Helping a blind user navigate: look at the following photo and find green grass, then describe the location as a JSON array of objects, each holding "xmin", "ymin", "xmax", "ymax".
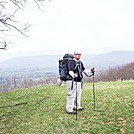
[{"xmin": 0, "ymin": 80, "xmax": 134, "ymax": 134}]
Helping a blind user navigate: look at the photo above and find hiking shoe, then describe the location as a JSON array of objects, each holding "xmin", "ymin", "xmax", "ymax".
[
  {"xmin": 73, "ymin": 107, "xmax": 84, "ymax": 111},
  {"xmin": 67, "ymin": 111, "xmax": 77, "ymax": 114},
  {"xmin": 78, "ymin": 108, "xmax": 84, "ymax": 111}
]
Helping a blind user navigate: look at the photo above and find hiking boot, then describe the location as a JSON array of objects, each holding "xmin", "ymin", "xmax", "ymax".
[{"xmin": 67, "ymin": 111, "xmax": 77, "ymax": 114}]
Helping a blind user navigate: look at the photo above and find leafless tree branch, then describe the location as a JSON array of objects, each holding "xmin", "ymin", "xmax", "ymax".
[
  {"xmin": 0, "ymin": 41, "xmax": 6, "ymax": 49},
  {"xmin": 0, "ymin": 0, "xmax": 48, "ymax": 49}
]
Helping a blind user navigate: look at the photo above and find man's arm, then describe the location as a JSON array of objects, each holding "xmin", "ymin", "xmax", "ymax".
[
  {"xmin": 83, "ymin": 70, "xmax": 89, "ymax": 77},
  {"xmin": 83, "ymin": 68, "xmax": 95, "ymax": 77},
  {"xmin": 69, "ymin": 71, "xmax": 78, "ymax": 78},
  {"xmin": 68, "ymin": 60, "xmax": 78, "ymax": 78}
]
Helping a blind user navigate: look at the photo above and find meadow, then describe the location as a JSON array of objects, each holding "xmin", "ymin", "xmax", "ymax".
[{"xmin": 0, "ymin": 80, "xmax": 134, "ymax": 134}]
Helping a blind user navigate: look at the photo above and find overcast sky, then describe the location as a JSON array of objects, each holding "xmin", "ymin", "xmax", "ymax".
[{"xmin": 0, "ymin": 0, "xmax": 134, "ymax": 61}]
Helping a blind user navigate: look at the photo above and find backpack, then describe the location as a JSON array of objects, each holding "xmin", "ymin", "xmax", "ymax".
[{"xmin": 58, "ymin": 54, "xmax": 74, "ymax": 81}]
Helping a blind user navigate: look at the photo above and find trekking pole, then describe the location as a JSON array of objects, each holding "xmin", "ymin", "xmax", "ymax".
[
  {"xmin": 92, "ymin": 72, "xmax": 96, "ymax": 110},
  {"xmin": 89, "ymin": 68, "xmax": 96, "ymax": 110},
  {"xmin": 75, "ymin": 77, "xmax": 78, "ymax": 120}
]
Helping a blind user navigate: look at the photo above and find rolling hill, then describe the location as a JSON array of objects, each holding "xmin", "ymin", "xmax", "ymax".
[{"xmin": 0, "ymin": 51, "xmax": 134, "ymax": 70}]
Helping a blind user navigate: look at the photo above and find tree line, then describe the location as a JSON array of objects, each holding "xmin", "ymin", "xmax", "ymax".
[
  {"xmin": 84, "ymin": 62, "xmax": 134, "ymax": 82},
  {"xmin": 0, "ymin": 62, "xmax": 134, "ymax": 93},
  {"xmin": 0, "ymin": 76, "xmax": 57, "ymax": 93}
]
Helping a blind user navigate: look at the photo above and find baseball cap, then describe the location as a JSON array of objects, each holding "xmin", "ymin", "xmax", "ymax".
[{"xmin": 74, "ymin": 51, "xmax": 81, "ymax": 55}]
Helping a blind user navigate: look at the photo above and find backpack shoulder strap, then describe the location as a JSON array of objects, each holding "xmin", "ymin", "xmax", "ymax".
[
  {"xmin": 74, "ymin": 60, "xmax": 83, "ymax": 70},
  {"xmin": 73, "ymin": 60, "xmax": 79, "ymax": 70}
]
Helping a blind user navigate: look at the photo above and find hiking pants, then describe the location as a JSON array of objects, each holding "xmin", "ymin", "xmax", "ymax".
[{"xmin": 66, "ymin": 80, "xmax": 82, "ymax": 112}]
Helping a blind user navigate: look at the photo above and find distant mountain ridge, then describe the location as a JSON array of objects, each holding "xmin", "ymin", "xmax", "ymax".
[
  {"xmin": 0, "ymin": 51, "xmax": 134, "ymax": 70},
  {"xmin": 0, "ymin": 55, "xmax": 61, "ymax": 68},
  {"xmin": 82, "ymin": 50, "xmax": 134, "ymax": 69}
]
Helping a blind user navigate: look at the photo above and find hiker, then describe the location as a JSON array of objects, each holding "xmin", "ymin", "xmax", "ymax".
[{"xmin": 66, "ymin": 51, "xmax": 89, "ymax": 114}]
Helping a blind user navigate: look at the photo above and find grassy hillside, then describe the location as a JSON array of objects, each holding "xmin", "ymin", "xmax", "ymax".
[{"xmin": 0, "ymin": 81, "xmax": 134, "ymax": 134}]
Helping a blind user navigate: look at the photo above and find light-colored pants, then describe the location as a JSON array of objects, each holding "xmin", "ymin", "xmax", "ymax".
[{"xmin": 66, "ymin": 80, "xmax": 82, "ymax": 112}]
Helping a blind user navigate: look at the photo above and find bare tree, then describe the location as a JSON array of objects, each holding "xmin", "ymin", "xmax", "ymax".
[
  {"xmin": 0, "ymin": 0, "xmax": 50, "ymax": 49},
  {"xmin": 88, "ymin": 62, "xmax": 134, "ymax": 82}
]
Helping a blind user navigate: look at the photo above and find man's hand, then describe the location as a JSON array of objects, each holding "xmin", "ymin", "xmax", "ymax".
[
  {"xmin": 91, "ymin": 68, "xmax": 95, "ymax": 73},
  {"xmin": 74, "ymin": 73, "xmax": 78, "ymax": 78},
  {"xmin": 84, "ymin": 68, "xmax": 95, "ymax": 77}
]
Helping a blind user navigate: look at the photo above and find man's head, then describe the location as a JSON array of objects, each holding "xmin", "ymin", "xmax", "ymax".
[{"xmin": 74, "ymin": 51, "xmax": 81, "ymax": 60}]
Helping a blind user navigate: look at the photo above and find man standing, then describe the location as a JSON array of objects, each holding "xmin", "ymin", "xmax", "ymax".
[{"xmin": 66, "ymin": 51, "xmax": 89, "ymax": 114}]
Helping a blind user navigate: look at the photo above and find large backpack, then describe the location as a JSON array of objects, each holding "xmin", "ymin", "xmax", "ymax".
[{"xmin": 58, "ymin": 54, "xmax": 74, "ymax": 81}]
